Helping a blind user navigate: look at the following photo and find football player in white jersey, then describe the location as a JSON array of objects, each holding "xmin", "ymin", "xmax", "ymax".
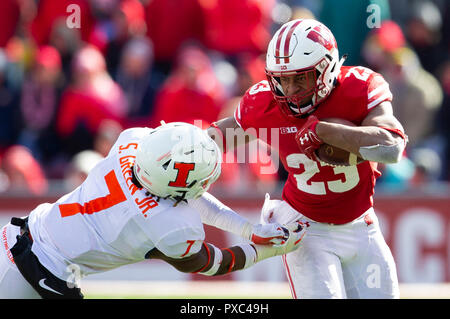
[{"xmin": 0, "ymin": 122, "xmax": 305, "ymax": 299}]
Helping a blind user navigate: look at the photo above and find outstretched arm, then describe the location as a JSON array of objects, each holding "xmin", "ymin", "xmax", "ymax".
[
  {"xmin": 189, "ymin": 192, "xmax": 289, "ymax": 246},
  {"xmin": 146, "ymin": 222, "xmax": 305, "ymax": 276}
]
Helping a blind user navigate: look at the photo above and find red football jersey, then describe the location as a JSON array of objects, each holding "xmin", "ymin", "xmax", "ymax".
[{"xmin": 234, "ymin": 66, "xmax": 393, "ymax": 224}]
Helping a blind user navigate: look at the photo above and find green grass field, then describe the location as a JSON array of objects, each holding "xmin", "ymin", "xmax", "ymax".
[
  {"xmin": 81, "ymin": 281, "xmax": 292, "ymax": 299},
  {"xmin": 80, "ymin": 281, "xmax": 450, "ymax": 299}
]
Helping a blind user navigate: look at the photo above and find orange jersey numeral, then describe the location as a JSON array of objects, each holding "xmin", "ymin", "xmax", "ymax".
[{"xmin": 59, "ymin": 170, "xmax": 127, "ymax": 218}]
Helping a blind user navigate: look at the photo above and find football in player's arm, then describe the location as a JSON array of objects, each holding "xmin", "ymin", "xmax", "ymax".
[{"xmin": 296, "ymin": 101, "xmax": 407, "ymax": 164}]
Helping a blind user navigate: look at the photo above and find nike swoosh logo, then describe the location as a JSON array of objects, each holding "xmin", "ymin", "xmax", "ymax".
[{"xmin": 38, "ymin": 278, "xmax": 63, "ymax": 295}]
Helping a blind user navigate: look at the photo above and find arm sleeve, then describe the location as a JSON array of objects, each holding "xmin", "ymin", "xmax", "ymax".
[
  {"xmin": 188, "ymin": 192, "xmax": 253, "ymax": 240},
  {"xmin": 154, "ymin": 227, "xmax": 205, "ymax": 259},
  {"xmin": 146, "ymin": 241, "xmax": 257, "ymax": 275}
]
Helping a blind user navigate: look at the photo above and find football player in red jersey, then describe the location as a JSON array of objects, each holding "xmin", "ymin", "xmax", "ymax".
[{"xmin": 208, "ymin": 19, "xmax": 407, "ymax": 299}]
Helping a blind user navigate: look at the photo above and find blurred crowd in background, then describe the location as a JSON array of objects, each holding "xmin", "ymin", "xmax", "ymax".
[{"xmin": 0, "ymin": 0, "xmax": 448, "ymax": 196}]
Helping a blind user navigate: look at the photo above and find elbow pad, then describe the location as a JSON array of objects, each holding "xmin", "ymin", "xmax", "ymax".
[
  {"xmin": 359, "ymin": 127, "xmax": 408, "ymax": 164},
  {"xmin": 359, "ymin": 142, "xmax": 404, "ymax": 164}
]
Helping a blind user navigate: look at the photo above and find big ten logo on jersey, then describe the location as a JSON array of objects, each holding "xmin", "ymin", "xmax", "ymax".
[
  {"xmin": 280, "ymin": 126, "xmax": 298, "ymax": 134},
  {"xmin": 118, "ymin": 142, "xmax": 159, "ymax": 218}
]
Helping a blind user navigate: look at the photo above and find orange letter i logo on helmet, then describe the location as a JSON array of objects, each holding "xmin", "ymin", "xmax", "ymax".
[{"xmin": 168, "ymin": 163, "xmax": 196, "ymax": 187}]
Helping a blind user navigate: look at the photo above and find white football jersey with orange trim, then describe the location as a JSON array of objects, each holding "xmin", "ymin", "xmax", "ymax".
[{"xmin": 28, "ymin": 128, "xmax": 205, "ymax": 281}]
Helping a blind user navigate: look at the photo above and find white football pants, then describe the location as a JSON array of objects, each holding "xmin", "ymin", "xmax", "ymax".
[
  {"xmin": 261, "ymin": 196, "xmax": 400, "ymax": 299},
  {"xmin": 0, "ymin": 223, "xmax": 41, "ymax": 299}
]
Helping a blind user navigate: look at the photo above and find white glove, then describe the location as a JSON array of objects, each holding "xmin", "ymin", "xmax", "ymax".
[
  {"xmin": 250, "ymin": 223, "xmax": 289, "ymax": 246},
  {"xmin": 252, "ymin": 221, "xmax": 307, "ymax": 262},
  {"xmin": 260, "ymin": 193, "xmax": 283, "ymax": 224}
]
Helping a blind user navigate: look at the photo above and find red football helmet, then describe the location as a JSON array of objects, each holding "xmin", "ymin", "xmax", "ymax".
[{"xmin": 266, "ymin": 19, "xmax": 346, "ymax": 118}]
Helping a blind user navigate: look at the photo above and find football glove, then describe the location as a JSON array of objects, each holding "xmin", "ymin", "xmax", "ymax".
[
  {"xmin": 250, "ymin": 223, "xmax": 289, "ymax": 247},
  {"xmin": 252, "ymin": 221, "xmax": 306, "ymax": 262},
  {"xmin": 295, "ymin": 115, "xmax": 323, "ymax": 161}
]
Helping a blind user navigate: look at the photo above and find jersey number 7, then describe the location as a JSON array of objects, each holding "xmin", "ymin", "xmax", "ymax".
[{"xmin": 59, "ymin": 170, "xmax": 127, "ymax": 218}]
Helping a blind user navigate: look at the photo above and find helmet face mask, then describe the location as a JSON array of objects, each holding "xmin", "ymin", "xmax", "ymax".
[
  {"xmin": 267, "ymin": 66, "xmax": 321, "ymax": 117},
  {"xmin": 265, "ymin": 19, "xmax": 343, "ymax": 118},
  {"xmin": 133, "ymin": 122, "xmax": 222, "ymax": 201}
]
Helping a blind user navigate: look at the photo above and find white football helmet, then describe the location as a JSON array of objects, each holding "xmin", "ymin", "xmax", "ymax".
[
  {"xmin": 266, "ymin": 19, "xmax": 346, "ymax": 118},
  {"xmin": 133, "ymin": 122, "xmax": 222, "ymax": 201}
]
